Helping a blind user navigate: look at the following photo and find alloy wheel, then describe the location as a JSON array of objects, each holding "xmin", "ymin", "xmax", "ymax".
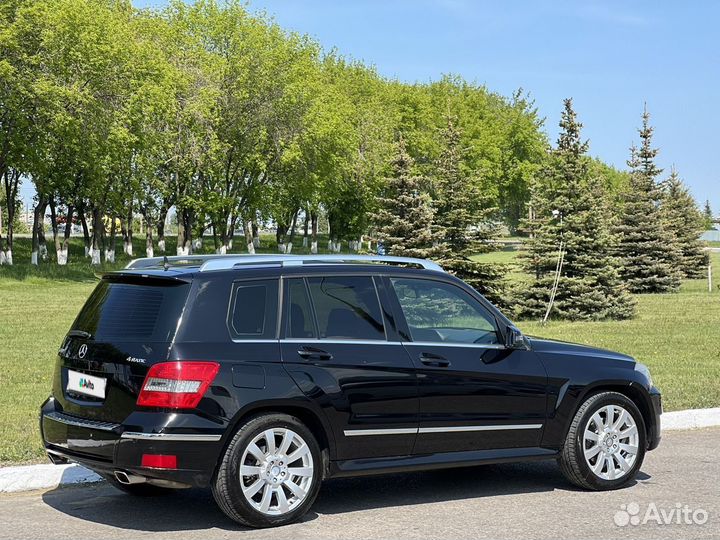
[
  {"xmin": 583, "ymin": 404, "xmax": 639, "ymax": 480},
  {"xmin": 239, "ymin": 428, "xmax": 314, "ymax": 515}
]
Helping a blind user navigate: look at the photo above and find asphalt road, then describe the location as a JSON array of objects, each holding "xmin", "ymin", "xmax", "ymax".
[{"xmin": 1, "ymin": 428, "xmax": 718, "ymax": 540}]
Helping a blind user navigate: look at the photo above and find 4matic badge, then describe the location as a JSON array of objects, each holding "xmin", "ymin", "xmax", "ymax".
[{"xmin": 126, "ymin": 356, "xmax": 146, "ymax": 364}]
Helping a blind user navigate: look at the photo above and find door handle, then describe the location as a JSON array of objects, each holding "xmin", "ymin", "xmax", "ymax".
[
  {"xmin": 419, "ymin": 352, "xmax": 450, "ymax": 367},
  {"xmin": 297, "ymin": 346, "xmax": 333, "ymax": 361}
]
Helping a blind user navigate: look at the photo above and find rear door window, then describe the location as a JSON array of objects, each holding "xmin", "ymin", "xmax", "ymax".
[
  {"xmin": 228, "ymin": 279, "xmax": 279, "ymax": 340},
  {"xmin": 306, "ymin": 276, "xmax": 385, "ymax": 340},
  {"xmin": 286, "ymin": 278, "xmax": 317, "ymax": 338},
  {"xmin": 71, "ymin": 279, "xmax": 190, "ymax": 342}
]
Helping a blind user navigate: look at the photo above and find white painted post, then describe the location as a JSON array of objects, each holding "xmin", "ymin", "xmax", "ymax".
[{"xmin": 709, "ymin": 264, "xmax": 713, "ymax": 293}]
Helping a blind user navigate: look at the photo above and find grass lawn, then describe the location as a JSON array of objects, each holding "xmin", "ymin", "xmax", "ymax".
[{"xmin": 0, "ymin": 237, "xmax": 718, "ymax": 464}]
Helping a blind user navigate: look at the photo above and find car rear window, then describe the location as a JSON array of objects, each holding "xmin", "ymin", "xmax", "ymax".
[
  {"xmin": 228, "ymin": 279, "xmax": 279, "ymax": 339},
  {"xmin": 71, "ymin": 279, "xmax": 190, "ymax": 342}
]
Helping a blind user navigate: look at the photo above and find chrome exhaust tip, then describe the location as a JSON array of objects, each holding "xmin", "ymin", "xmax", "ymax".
[
  {"xmin": 47, "ymin": 452, "xmax": 68, "ymax": 465},
  {"xmin": 114, "ymin": 471, "xmax": 147, "ymax": 485}
]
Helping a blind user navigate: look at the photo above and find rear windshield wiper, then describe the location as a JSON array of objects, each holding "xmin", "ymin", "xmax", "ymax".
[{"xmin": 68, "ymin": 330, "xmax": 93, "ymax": 340}]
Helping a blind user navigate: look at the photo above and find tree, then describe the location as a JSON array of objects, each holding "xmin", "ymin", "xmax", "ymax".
[
  {"xmin": 432, "ymin": 117, "xmax": 505, "ymax": 303},
  {"xmin": 703, "ymin": 199, "xmax": 714, "ymax": 230},
  {"xmin": 375, "ymin": 136, "xmax": 439, "ymax": 258},
  {"xmin": 519, "ymin": 98, "xmax": 634, "ymax": 321},
  {"xmin": 660, "ymin": 168, "xmax": 709, "ymax": 278},
  {"xmin": 616, "ymin": 106, "xmax": 681, "ymax": 293},
  {"xmin": 0, "ymin": 0, "xmax": 39, "ymax": 265}
]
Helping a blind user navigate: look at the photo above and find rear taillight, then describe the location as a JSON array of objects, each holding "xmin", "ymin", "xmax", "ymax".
[{"xmin": 137, "ymin": 362, "xmax": 220, "ymax": 409}]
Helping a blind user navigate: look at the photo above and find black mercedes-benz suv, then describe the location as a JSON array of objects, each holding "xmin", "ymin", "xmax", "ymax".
[{"xmin": 40, "ymin": 254, "xmax": 661, "ymax": 528}]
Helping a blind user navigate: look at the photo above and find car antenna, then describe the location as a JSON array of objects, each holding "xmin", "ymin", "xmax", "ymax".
[{"xmin": 163, "ymin": 255, "xmax": 169, "ymax": 271}]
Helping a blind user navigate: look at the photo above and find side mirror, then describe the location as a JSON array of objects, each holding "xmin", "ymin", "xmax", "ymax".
[{"xmin": 505, "ymin": 325, "xmax": 527, "ymax": 350}]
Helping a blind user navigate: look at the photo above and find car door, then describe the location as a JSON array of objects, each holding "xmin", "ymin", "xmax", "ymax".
[
  {"xmin": 386, "ymin": 275, "xmax": 547, "ymax": 455},
  {"xmin": 280, "ymin": 273, "xmax": 418, "ymax": 461}
]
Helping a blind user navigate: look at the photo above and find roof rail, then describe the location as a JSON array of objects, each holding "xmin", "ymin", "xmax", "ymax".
[
  {"xmin": 125, "ymin": 254, "xmax": 444, "ymax": 273},
  {"xmin": 125, "ymin": 255, "xmax": 224, "ymax": 270},
  {"xmin": 199, "ymin": 254, "xmax": 445, "ymax": 273}
]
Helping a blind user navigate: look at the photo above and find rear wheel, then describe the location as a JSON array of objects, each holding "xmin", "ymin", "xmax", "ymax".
[
  {"xmin": 212, "ymin": 413, "xmax": 322, "ymax": 528},
  {"xmin": 559, "ymin": 391, "xmax": 646, "ymax": 490}
]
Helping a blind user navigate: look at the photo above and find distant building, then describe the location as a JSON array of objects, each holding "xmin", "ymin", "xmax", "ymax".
[{"xmin": 701, "ymin": 230, "xmax": 720, "ymax": 242}]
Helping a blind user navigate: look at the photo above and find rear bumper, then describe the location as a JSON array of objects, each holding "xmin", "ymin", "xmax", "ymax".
[
  {"xmin": 40, "ymin": 397, "xmax": 225, "ymax": 488},
  {"xmin": 647, "ymin": 386, "xmax": 662, "ymax": 451}
]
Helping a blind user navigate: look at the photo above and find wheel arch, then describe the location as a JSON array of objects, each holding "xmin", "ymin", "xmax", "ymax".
[
  {"xmin": 217, "ymin": 400, "xmax": 335, "ymax": 479},
  {"xmin": 571, "ymin": 383, "xmax": 654, "ymax": 446}
]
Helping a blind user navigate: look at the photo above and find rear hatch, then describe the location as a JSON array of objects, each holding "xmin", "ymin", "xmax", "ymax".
[{"xmin": 53, "ymin": 273, "xmax": 192, "ymax": 424}]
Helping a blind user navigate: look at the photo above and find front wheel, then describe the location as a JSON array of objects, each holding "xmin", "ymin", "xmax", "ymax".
[
  {"xmin": 559, "ymin": 391, "xmax": 646, "ymax": 490},
  {"xmin": 212, "ymin": 414, "xmax": 322, "ymax": 528}
]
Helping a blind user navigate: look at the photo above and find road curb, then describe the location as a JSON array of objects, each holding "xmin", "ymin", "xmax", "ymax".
[
  {"xmin": 3, "ymin": 408, "xmax": 719, "ymax": 494},
  {"xmin": 661, "ymin": 406, "xmax": 720, "ymax": 430},
  {"xmin": 0, "ymin": 463, "xmax": 102, "ymax": 494}
]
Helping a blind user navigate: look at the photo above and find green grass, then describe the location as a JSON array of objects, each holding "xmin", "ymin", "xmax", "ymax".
[
  {"xmin": 470, "ymin": 247, "xmax": 529, "ymax": 284},
  {"xmin": 0, "ymin": 278, "xmax": 95, "ymax": 464},
  {"xmin": 0, "ymin": 238, "xmax": 718, "ymax": 463},
  {"xmin": 0, "ymin": 232, "xmax": 337, "ymax": 283},
  {"xmin": 521, "ymin": 291, "xmax": 720, "ymax": 413}
]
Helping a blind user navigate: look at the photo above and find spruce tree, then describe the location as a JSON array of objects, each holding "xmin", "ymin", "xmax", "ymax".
[
  {"xmin": 616, "ymin": 107, "xmax": 681, "ymax": 293},
  {"xmin": 375, "ymin": 135, "xmax": 440, "ymax": 259},
  {"xmin": 433, "ymin": 117, "xmax": 504, "ymax": 303},
  {"xmin": 660, "ymin": 168, "xmax": 709, "ymax": 278},
  {"xmin": 703, "ymin": 199, "xmax": 714, "ymax": 230},
  {"xmin": 519, "ymin": 98, "xmax": 635, "ymax": 321}
]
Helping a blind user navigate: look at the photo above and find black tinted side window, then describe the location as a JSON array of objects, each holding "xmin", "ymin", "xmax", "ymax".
[
  {"xmin": 391, "ymin": 278, "xmax": 499, "ymax": 345},
  {"xmin": 228, "ymin": 279, "xmax": 279, "ymax": 340},
  {"xmin": 307, "ymin": 276, "xmax": 385, "ymax": 340},
  {"xmin": 286, "ymin": 278, "xmax": 316, "ymax": 339}
]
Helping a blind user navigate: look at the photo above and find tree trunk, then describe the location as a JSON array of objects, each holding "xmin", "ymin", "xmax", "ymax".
[
  {"xmin": 0, "ymin": 196, "xmax": 4, "ymax": 265},
  {"xmin": 90, "ymin": 206, "xmax": 102, "ymax": 265},
  {"xmin": 106, "ymin": 216, "xmax": 116, "ymax": 263},
  {"xmin": 302, "ymin": 210, "xmax": 309, "ymax": 248},
  {"xmin": 243, "ymin": 218, "xmax": 255, "ymax": 254},
  {"xmin": 276, "ymin": 220, "xmax": 288, "ymax": 253},
  {"xmin": 176, "ymin": 207, "xmax": 192, "ymax": 255},
  {"xmin": 78, "ymin": 205, "xmax": 91, "ymax": 258},
  {"xmin": 228, "ymin": 215, "xmax": 238, "ymax": 250},
  {"xmin": 39, "ymin": 225, "xmax": 48, "ymax": 260},
  {"xmin": 57, "ymin": 203, "xmax": 73, "ymax": 265},
  {"xmin": 49, "ymin": 197, "xmax": 59, "ymax": 263},
  {"xmin": 252, "ymin": 220, "xmax": 259, "ymax": 248},
  {"xmin": 125, "ymin": 205, "xmax": 134, "ymax": 256},
  {"xmin": 287, "ymin": 209, "xmax": 299, "ymax": 254},
  {"xmin": 1, "ymin": 168, "xmax": 20, "ymax": 264},
  {"xmin": 157, "ymin": 204, "xmax": 169, "ymax": 253},
  {"xmin": 310, "ymin": 211, "xmax": 318, "ymax": 254},
  {"xmin": 31, "ymin": 195, "xmax": 46, "ymax": 265},
  {"xmin": 145, "ymin": 216, "xmax": 154, "ymax": 258}
]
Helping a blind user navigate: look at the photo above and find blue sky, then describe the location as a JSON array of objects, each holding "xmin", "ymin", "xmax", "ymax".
[{"xmin": 24, "ymin": 1, "xmax": 717, "ymax": 211}]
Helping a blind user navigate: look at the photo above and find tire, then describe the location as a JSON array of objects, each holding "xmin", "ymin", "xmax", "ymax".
[
  {"xmin": 212, "ymin": 413, "xmax": 323, "ymax": 528},
  {"xmin": 101, "ymin": 474, "xmax": 176, "ymax": 496},
  {"xmin": 559, "ymin": 391, "xmax": 646, "ymax": 490}
]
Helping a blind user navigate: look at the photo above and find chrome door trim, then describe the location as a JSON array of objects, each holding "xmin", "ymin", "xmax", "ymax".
[
  {"xmin": 404, "ymin": 341, "xmax": 506, "ymax": 350},
  {"xmin": 343, "ymin": 424, "xmax": 543, "ymax": 436},
  {"xmin": 418, "ymin": 424, "xmax": 543, "ymax": 433},
  {"xmin": 343, "ymin": 427, "xmax": 419, "ymax": 437},
  {"xmin": 282, "ymin": 338, "xmax": 403, "ymax": 346},
  {"xmin": 120, "ymin": 432, "xmax": 222, "ymax": 442}
]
